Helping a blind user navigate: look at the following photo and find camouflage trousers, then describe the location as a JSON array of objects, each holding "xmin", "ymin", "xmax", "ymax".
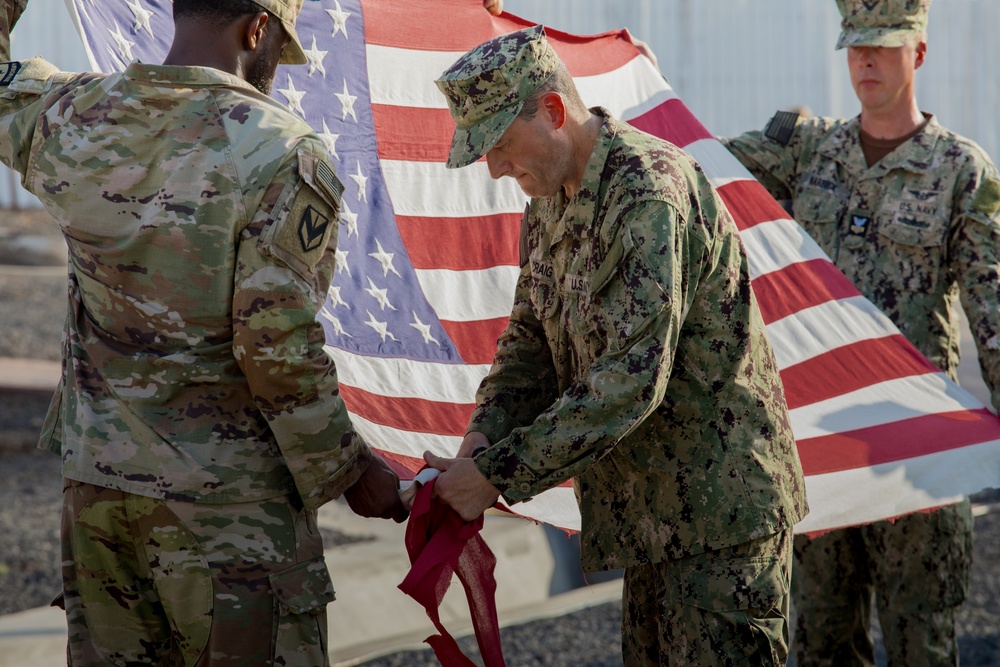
[
  {"xmin": 791, "ymin": 499, "xmax": 973, "ymax": 667},
  {"xmin": 621, "ymin": 529, "xmax": 792, "ymax": 666},
  {"xmin": 58, "ymin": 479, "xmax": 335, "ymax": 667}
]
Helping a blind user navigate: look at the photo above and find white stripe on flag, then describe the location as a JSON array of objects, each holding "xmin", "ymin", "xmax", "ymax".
[
  {"xmin": 740, "ymin": 218, "xmax": 835, "ymax": 280},
  {"xmin": 789, "ymin": 372, "xmax": 986, "ymax": 439},
  {"xmin": 415, "ymin": 266, "xmax": 518, "ymax": 321},
  {"xmin": 766, "ymin": 296, "xmax": 900, "ymax": 369},
  {"xmin": 795, "ymin": 440, "xmax": 1000, "ymax": 533},
  {"xmin": 685, "ymin": 141, "xmax": 757, "ymax": 189},
  {"xmin": 367, "ymin": 43, "xmax": 676, "ymax": 119},
  {"xmin": 381, "ymin": 159, "xmax": 527, "ymax": 218},
  {"xmin": 354, "ymin": 413, "xmax": 462, "ymax": 458}
]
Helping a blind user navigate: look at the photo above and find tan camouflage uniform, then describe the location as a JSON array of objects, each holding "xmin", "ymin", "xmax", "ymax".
[
  {"xmin": 721, "ymin": 2, "xmax": 1000, "ymax": 665},
  {"xmin": 0, "ymin": 2, "xmax": 373, "ymax": 664},
  {"xmin": 437, "ymin": 26, "xmax": 809, "ymax": 665}
]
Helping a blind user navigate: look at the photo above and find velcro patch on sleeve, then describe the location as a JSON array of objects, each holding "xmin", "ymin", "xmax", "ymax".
[
  {"xmin": 259, "ymin": 150, "xmax": 345, "ymax": 280},
  {"xmin": 0, "ymin": 61, "xmax": 21, "ymax": 86},
  {"xmin": 298, "ymin": 149, "xmax": 343, "ymax": 214},
  {"xmin": 273, "ymin": 185, "xmax": 335, "ymax": 277},
  {"xmin": 971, "ymin": 178, "xmax": 1000, "ymax": 218},
  {"xmin": 764, "ymin": 111, "xmax": 800, "ymax": 146}
]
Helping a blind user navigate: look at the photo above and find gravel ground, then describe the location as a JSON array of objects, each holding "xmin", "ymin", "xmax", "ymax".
[{"xmin": 2, "ymin": 207, "xmax": 1000, "ymax": 665}]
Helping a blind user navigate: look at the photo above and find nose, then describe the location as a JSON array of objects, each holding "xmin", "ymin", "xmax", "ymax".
[
  {"xmin": 486, "ymin": 150, "xmax": 508, "ymax": 180},
  {"xmin": 856, "ymin": 47, "xmax": 875, "ymax": 66}
]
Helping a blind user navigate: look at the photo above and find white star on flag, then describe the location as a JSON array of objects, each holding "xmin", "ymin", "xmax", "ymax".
[
  {"xmin": 334, "ymin": 248, "xmax": 350, "ymax": 277},
  {"xmin": 364, "ymin": 310, "xmax": 398, "ymax": 342},
  {"xmin": 410, "ymin": 312, "xmax": 440, "ymax": 346},
  {"xmin": 319, "ymin": 308, "xmax": 351, "ymax": 338},
  {"xmin": 327, "ymin": 285, "xmax": 349, "ymax": 310},
  {"xmin": 277, "ymin": 75, "xmax": 306, "ymax": 117},
  {"xmin": 318, "ymin": 119, "xmax": 340, "ymax": 160},
  {"xmin": 350, "ymin": 162, "xmax": 368, "ymax": 202},
  {"xmin": 340, "ymin": 202, "xmax": 359, "ymax": 238},
  {"xmin": 125, "ymin": 0, "xmax": 153, "ymax": 36},
  {"xmin": 335, "ymin": 80, "xmax": 357, "ymax": 122},
  {"xmin": 326, "ymin": 1, "xmax": 351, "ymax": 39},
  {"xmin": 368, "ymin": 239, "xmax": 401, "ymax": 278},
  {"xmin": 304, "ymin": 34, "xmax": 328, "ymax": 77},
  {"xmin": 108, "ymin": 23, "xmax": 134, "ymax": 63},
  {"xmin": 365, "ymin": 277, "xmax": 396, "ymax": 311}
]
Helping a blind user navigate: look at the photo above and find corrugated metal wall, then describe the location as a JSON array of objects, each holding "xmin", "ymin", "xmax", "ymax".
[
  {"xmin": 2, "ymin": 0, "xmax": 998, "ymax": 207},
  {"xmin": 506, "ymin": 0, "xmax": 999, "ymax": 154}
]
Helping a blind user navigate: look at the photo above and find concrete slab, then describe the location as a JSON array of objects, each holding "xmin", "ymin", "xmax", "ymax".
[{"xmin": 0, "ymin": 357, "xmax": 60, "ymax": 396}]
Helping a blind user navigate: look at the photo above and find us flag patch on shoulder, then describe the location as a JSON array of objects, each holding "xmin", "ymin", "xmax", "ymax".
[
  {"xmin": 0, "ymin": 61, "xmax": 22, "ymax": 87},
  {"xmin": 764, "ymin": 110, "xmax": 800, "ymax": 146}
]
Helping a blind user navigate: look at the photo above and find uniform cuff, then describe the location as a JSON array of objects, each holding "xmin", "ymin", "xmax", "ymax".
[
  {"xmin": 474, "ymin": 438, "xmax": 540, "ymax": 504},
  {"xmin": 466, "ymin": 406, "xmax": 518, "ymax": 445}
]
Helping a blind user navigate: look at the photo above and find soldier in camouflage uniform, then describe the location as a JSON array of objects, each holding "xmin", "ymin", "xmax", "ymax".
[
  {"xmin": 422, "ymin": 26, "xmax": 809, "ymax": 665},
  {"xmin": 721, "ymin": 1, "xmax": 1000, "ymax": 665},
  {"xmin": 0, "ymin": 1, "xmax": 409, "ymax": 665}
]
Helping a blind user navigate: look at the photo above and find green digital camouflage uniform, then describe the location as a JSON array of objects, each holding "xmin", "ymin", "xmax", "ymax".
[
  {"xmin": 721, "ymin": 4, "xmax": 1000, "ymax": 665},
  {"xmin": 0, "ymin": 2, "xmax": 374, "ymax": 665},
  {"xmin": 437, "ymin": 27, "xmax": 809, "ymax": 665}
]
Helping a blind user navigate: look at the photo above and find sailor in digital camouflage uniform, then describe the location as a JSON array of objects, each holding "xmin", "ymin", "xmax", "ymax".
[
  {"xmin": 420, "ymin": 26, "xmax": 809, "ymax": 665},
  {"xmin": 721, "ymin": 1, "xmax": 1000, "ymax": 665},
  {"xmin": 0, "ymin": 1, "xmax": 410, "ymax": 665}
]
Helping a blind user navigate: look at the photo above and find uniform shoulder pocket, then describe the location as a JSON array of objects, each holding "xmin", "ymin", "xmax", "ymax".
[{"xmin": 259, "ymin": 150, "xmax": 343, "ymax": 279}]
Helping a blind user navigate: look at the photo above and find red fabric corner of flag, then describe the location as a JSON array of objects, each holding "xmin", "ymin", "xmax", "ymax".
[{"xmin": 399, "ymin": 477, "xmax": 506, "ymax": 667}]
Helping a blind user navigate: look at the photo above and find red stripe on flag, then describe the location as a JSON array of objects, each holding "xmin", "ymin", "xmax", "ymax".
[
  {"xmin": 797, "ymin": 408, "xmax": 1000, "ymax": 475},
  {"xmin": 372, "ymin": 104, "xmax": 453, "ymax": 163},
  {"xmin": 627, "ymin": 98, "xmax": 712, "ymax": 149},
  {"xmin": 752, "ymin": 259, "xmax": 860, "ymax": 325},
  {"xmin": 440, "ymin": 317, "xmax": 509, "ymax": 365},
  {"xmin": 398, "ymin": 213, "xmax": 521, "ymax": 271},
  {"xmin": 780, "ymin": 335, "xmax": 941, "ymax": 410},
  {"xmin": 716, "ymin": 179, "xmax": 791, "ymax": 232},
  {"xmin": 341, "ymin": 385, "xmax": 474, "ymax": 436},
  {"xmin": 363, "ymin": 1, "xmax": 642, "ymax": 77}
]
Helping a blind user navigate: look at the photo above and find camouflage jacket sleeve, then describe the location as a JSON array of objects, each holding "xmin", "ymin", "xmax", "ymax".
[
  {"xmin": 233, "ymin": 144, "xmax": 373, "ymax": 511},
  {"xmin": 720, "ymin": 112, "xmax": 831, "ymax": 201},
  {"xmin": 0, "ymin": 56, "xmax": 81, "ymax": 177},
  {"xmin": 465, "ymin": 263, "xmax": 562, "ymax": 444},
  {"xmin": 473, "ymin": 199, "xmax": 686, "ymax": 503},
  {"xmin": 950, "ymin": 159, "xmax": 1000, "ymax": 410}
]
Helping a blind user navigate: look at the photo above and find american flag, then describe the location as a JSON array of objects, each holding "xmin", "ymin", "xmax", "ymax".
[{"xmin": 68, "ymin": 0, "xmax": 1000, "ymax": 534}]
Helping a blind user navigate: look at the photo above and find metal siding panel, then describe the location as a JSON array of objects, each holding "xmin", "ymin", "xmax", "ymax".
[
  {"xmin": 3, "ymin": 1, "xmax": 998, "ymax": 208},
  {"xmin": 505, "ymin": 0, "xmax": 998, "ymax": 162}
]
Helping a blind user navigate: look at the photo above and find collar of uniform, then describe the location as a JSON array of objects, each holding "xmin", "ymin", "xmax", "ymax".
[
  {"xmin": 863, "ymin": 112, "xmax": 940, "ymax": 177},
  {"xmin": 816, "ymin": 116, "xmax": 869, "ymax": 177},
  {"xmin": 547, "ymin": 107, "xmax": 617, "ymax": 251},
  {"xmin": 123, "ymin": 62, "xmax": 258, "ymax": 93},
  {"xmin": 817, "ymin": 112, "xmax": 941, "ymax": 179}
]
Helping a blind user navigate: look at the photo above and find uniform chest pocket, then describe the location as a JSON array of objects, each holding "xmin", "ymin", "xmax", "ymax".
[
  {"xmin": 564, "ymin": 291, "xmax": 597, "ymax": 337},
  {"xmin": 879, "ymin": 189, "xmax": 950, "ymax": 248},
  {"xmin": 792, "ymin": 186, "xmax": 847, "ymax": 254},
  {"xmin": 529, "ymin": 275, "xmax": 561, "ymax": 323}
]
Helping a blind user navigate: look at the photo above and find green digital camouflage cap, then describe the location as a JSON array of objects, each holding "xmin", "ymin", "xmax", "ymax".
[
  {"xmin": 835, "ymin": 0, "xmax": 931, "ymax": 49},
  {"xmin": 435, "ymin": 25, "xmax": 561, "ymax": 169},
  {"xmin": 254, "ymin": 0, "xmax": 307, "ymax": 65}
]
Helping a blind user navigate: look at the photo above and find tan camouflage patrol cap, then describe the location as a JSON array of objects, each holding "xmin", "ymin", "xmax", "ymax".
[
  {"xmin": 835, "ymin": 0, "xmax": 931, "ymax": 50},
  {"xmin": 253, "ymin": 0, "xmax": 307, "ymax": 65},
  {"xmin": 435, "ymin": 25, "xmax": 561, "ymax": 169}
]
